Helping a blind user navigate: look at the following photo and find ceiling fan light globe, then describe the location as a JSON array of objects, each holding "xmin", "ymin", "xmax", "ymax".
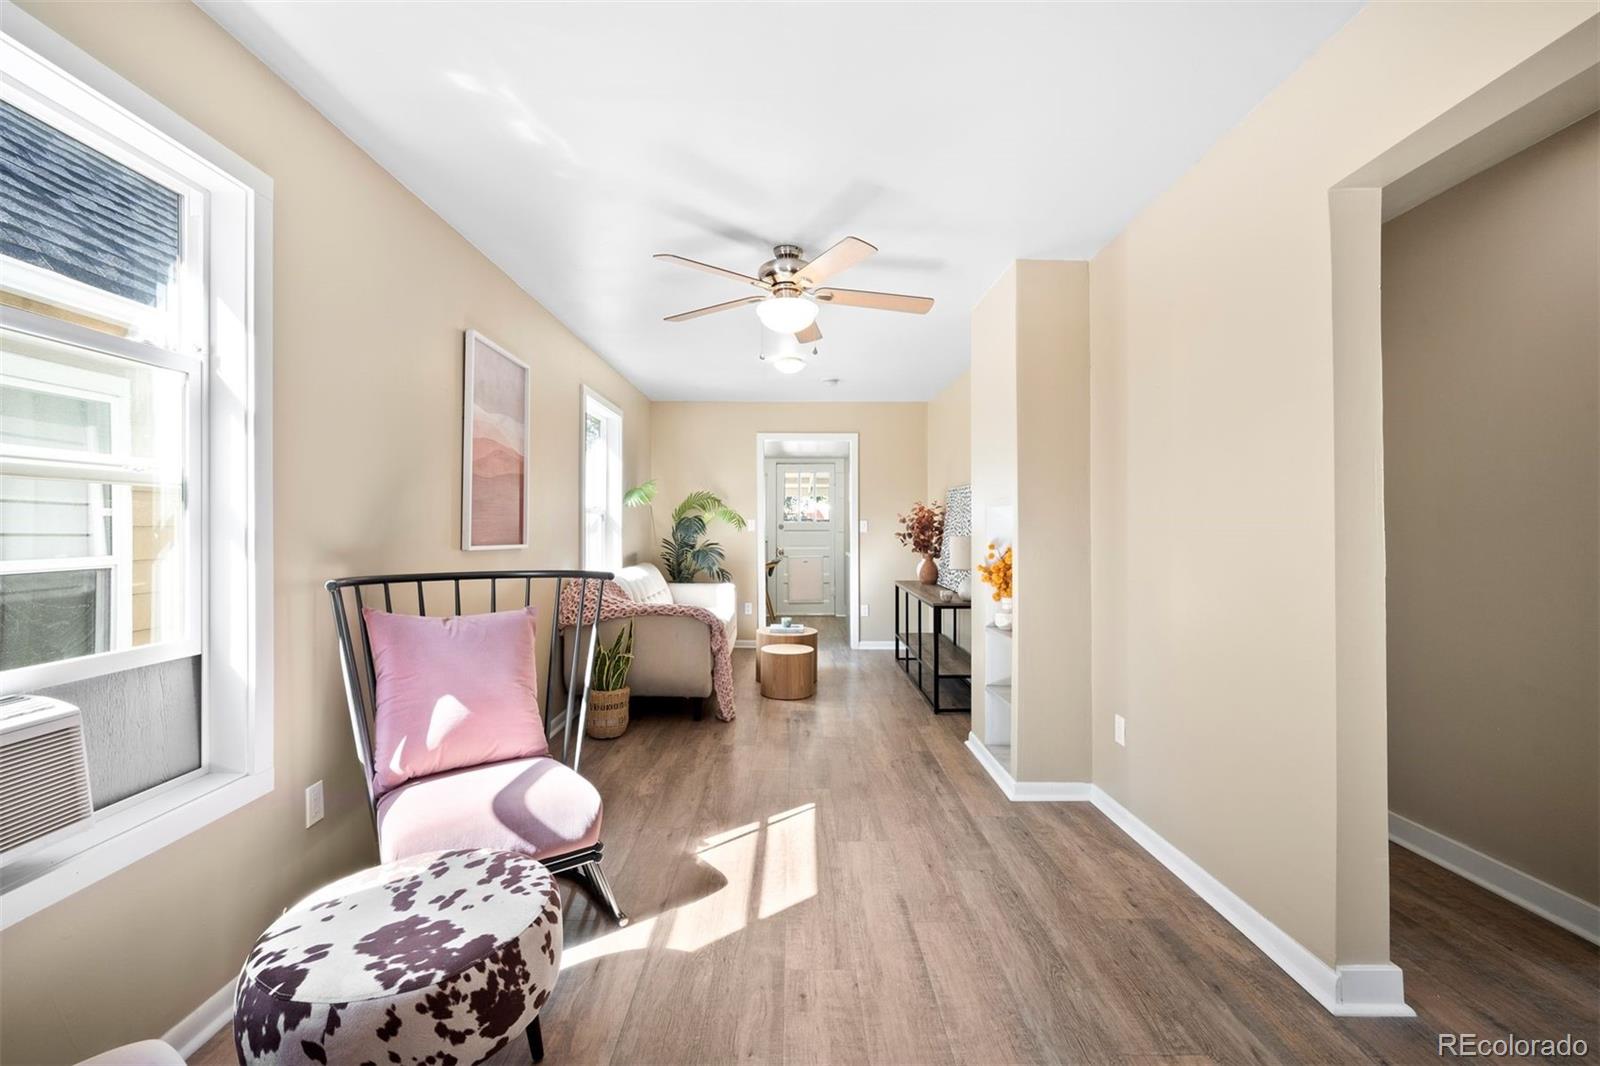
[
  {"xmin": 771, "ymin": 353, "xmax": 807, "ymax": 375},
  {"xmin": 755, "ymin": 293, "xmax": 819, "ymax": 333}
]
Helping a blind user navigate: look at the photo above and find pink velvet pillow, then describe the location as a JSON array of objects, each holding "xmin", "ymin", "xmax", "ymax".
[{"xmin": 364, "ymin": 607, "xmax": 548, "ymax": 796}]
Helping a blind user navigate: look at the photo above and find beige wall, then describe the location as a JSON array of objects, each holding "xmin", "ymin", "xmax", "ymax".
[
  {"xmin": 1013, "ymin": 262, "xmax": 1092, "ymax": 783},
  {"xmin": 1089, "ymin": 1, "xmax": 1597, "ymax": 967},
  {"xmin": 925, "ymin": 371, "xmax": 970, "ymax": 501},
  {"xmin": 1383, "ymin": 114, "xmax": 1599, "ymax": 905},
  {"xmin": 648, "ymin": 402, "xmax": 928, "ymax": 644},
  {"xmin": 0, "ymin": 3, "xmax": 651, "ymax": 1063}
]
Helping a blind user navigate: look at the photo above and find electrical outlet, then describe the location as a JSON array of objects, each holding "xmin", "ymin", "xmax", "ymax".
[
  {"xmin": 305, "ymin": 780, "xmax": 325, "ymax": 828},
  {"xmin": 859, "ymin": 602, "xmax": 869, "ymax": 617},
  {"xmin": 743, "ymin": 602, "xmax": 753, "ymax": 616},
  {"xmin": 1114, "ymin": 715, "xmax": 1126, "ymax": 747}
]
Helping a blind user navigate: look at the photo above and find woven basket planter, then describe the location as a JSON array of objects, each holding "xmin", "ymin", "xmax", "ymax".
[{"xmin": 586, "ymin": 686, "xmax": 630, "ymax": 739}]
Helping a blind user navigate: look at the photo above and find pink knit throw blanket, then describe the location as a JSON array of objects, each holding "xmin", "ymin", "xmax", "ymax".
[{"xmin": 557, "ymin": 579, "xmax": 735, "ymax": 721}]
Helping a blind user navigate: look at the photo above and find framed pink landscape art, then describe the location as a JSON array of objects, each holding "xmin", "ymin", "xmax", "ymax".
[{"xmin": 461, "ymin": 330, "xmax": 530, "ymax": 550}]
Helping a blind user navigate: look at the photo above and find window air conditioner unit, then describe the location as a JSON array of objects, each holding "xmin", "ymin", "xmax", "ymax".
[{"xmin": 0, "ymin": 694, "xmax": 95, "ymax": 858}]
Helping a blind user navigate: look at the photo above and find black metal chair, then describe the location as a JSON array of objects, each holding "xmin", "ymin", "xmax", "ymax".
[{"xmin": 325, "ymin": 569, "xmax": 628, "ymax": 926}]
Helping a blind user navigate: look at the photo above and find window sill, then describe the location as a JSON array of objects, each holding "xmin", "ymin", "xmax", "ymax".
[{"xmin": 0, "ymin": 766, "xmax": 273, "ymax": 930}]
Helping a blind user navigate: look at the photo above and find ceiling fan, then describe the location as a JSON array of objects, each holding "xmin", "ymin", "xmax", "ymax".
[{"xmin": 653, "ymin": 236, "xmax": 935, "ymax": 350}]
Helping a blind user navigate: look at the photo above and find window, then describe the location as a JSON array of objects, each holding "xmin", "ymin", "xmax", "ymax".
[
  {"xmin": 581, "ymin": 388, "xmax": 623, "ymax": 571},
  {"xmin": 1, "ymin": 330, "xmax": 190, "ymax": 671},
  {"xmin": 781, "ymin": 468, "xmax": 832, "ymax": 524},
  {"xmin": 0, "ymin": 12, "xmax": 272, "ymax": 926}
]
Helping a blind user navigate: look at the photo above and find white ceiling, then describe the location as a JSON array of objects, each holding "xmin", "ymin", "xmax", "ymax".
[{"xmin": 199, "ymin": 1, "xmax": 1360, "ymax": 402}]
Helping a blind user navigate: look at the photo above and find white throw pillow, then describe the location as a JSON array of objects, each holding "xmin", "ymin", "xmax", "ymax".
[{"xmin": 613, "ymin": 563, "xmax": 673, "ymax": 605}]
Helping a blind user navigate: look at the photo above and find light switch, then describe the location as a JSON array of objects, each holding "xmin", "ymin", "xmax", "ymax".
[
  {"xmin": 1114, "ymin": 715, "xmax": 1127, "ymax": 747},
  {"xmin": 859, "ymin": 519, "xmax": 868, "ymax": 534}
]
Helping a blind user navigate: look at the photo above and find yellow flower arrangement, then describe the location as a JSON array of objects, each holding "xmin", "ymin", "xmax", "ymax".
[{"xmin": 976, "ymin": 541, "xmax": 1013, "ymax": 601}]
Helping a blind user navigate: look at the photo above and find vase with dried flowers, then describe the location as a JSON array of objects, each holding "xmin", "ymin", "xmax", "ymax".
[
  {"xmin": 977, "ymin": 541, "xmax": 1014, "ymax": 629},
  {"xmin": 895, "ymin": 500, "xmax": 945, "ymax": 584}
]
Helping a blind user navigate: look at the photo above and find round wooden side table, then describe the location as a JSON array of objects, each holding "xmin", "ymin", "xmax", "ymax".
[
  {"xmin": 755, "ymin": 624, "xmax": 818, "ymax": 682},
  {"xmin": 759, "ymin": 645, "xmax": 817, "ymax": 700}
]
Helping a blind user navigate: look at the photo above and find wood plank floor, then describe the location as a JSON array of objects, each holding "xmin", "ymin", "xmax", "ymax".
[{"xmin": 199, "ymin": 622, "xmax": 1598, "ymax": 1064}]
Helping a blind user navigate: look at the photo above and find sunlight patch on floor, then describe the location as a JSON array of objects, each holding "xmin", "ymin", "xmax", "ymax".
[
  {"xmin": 667, "ymin": 814, "xmax": 763, "ymax": 952},
  {"xmin": 561, "ymin": 803, "xmax": 820, "ymax": 967},
  {"xmin": 757, "ymin": 803, "xmax": 818, "ymax": 920},
  {"xmin": 559, "ymin": 915, "xmax": 658, "ymax": 971}
]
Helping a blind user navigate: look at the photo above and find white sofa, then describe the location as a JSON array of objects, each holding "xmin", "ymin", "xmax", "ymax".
[{"xmin": 563, "ymin": 563, "xmax": 736, "ymax": 700}]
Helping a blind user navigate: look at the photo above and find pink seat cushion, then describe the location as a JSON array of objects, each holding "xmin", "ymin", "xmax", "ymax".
[
  {"xmin": 364, "ymin": 607, "xmax": 549, "ymax": 796},
  {"xmin": 375, "ymin": 756, "xmax": 603, "ymax": 864}
]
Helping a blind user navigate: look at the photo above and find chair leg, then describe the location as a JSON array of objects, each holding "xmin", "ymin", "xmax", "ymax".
[
  {"xmin": 581, "ymin": 860, "xmax": 629, "ymax": 926},
  {"xmin": 526, "ymin": 1016, "xmax": 544, "ymax": 1064}
]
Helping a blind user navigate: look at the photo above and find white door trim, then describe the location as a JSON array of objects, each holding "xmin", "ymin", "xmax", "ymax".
[{"xmin": 754, "ymin": 433, "xmax": 860, "ymax": 649}]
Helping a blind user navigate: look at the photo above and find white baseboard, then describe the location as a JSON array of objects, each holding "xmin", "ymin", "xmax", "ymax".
[
  {"xmin": 1090, "ymin": 786, "xmax": 1414, "ymax": 1018},
  {"xmin": 964, "ymin": 734, "xmax": 1092, "ymax": 802},
  {"xmin": 1333, "ymin": 963, "xmax": 1411, "ymax": 1016},
  {"xmin": 734, "ymin": 639, "xmax": 757, "ymax": 649},
  {"xmin": 1389, "ymin": 812, "xmax": 1600, "ymax": 945},
  {"xmin": 163, "ymin": 979, "xmax": 233, "ymax": 1057},
  {"xmin": 856, "ymin": 640, "xmax": 897, "ymax": 651}
]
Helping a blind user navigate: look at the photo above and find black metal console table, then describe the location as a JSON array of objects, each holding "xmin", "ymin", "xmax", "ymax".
[{"xmin": 893, "ymin": 580, "xmax": 971, "ymax": 713}]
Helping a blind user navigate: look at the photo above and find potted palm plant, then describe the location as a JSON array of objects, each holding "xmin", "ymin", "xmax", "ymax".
[
  {"xmin": 625, "ymin": 479, "xmax": 748, "ymax": 582},
  {"xmin": 586, "ymin": 622, "xmax": 634, "ymax": 739}
]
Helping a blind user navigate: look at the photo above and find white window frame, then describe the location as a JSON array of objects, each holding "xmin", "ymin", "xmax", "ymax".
[
  {"xmin": 580, "ymin": 386, "xmax": 624, "ymax": 572},
  {"xmin": 0, "ymin": 3, "xmax": 274, "ymax": 930}
]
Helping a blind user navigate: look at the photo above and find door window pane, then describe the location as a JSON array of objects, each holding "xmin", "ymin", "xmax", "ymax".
[{"xmin": 782, "ymin": 469, "xmax": 832, "ymax": 524}]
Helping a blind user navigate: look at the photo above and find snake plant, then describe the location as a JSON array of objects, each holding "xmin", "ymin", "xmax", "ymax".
[{"xmin": 593, "ymin": 622, "xmax": 634, "ymax": 692}]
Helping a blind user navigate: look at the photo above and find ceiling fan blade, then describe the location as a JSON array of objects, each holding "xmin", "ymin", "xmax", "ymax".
[
  {"xmin": 796, "ymin": 236, "xmax": 876, "ymax": 288},
  {"xmin": 813, "ymin": 287, "xmax": 934, "ymax": 314},
  {"xmin": 653, "ymin": 253, "xmax": 768, "ymax": 289},
  {"xmin": 794, "ymin": 322, "xmax": 822, "ymax": 344},
  {"xmin": 663, "ymin": 294, "xmax": 765, "ymax": 322}
]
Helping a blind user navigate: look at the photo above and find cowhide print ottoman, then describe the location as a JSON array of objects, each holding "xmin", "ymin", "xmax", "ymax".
[{"xmin": 233, "ymin": 848, "xmax": 561, "ymax": 1066}]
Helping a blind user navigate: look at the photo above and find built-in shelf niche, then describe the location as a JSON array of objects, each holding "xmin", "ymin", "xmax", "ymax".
[{"xmin": 980, "ymin": 505, "xmax": 1014, "ymax": 757}]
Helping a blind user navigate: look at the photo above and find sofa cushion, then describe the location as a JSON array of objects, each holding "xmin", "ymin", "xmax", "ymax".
[
  {"xmin": 375, "ymin": 756, "xmax": 602, "ymax": 863},
  {"xmin": 667, "ymin": 581, "xmax": 738, "ymax": 644},
  {"xmin": 612, "ymin": 563, "xmax": 673, "ymax": 605},
  {"xmin": 365, "ymin": 607, "xmax": 548, "ymax": 797}
]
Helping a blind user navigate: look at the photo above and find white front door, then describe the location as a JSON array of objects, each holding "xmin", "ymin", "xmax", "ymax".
[{"xmin": 769, "ymin": 460, "xmax": 838, "ymax": 617}]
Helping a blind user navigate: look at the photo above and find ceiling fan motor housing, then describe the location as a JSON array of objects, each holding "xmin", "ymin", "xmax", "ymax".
[{"xmin": 759, "ymin": 244, "xmax": 808, "ymax": 287}]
